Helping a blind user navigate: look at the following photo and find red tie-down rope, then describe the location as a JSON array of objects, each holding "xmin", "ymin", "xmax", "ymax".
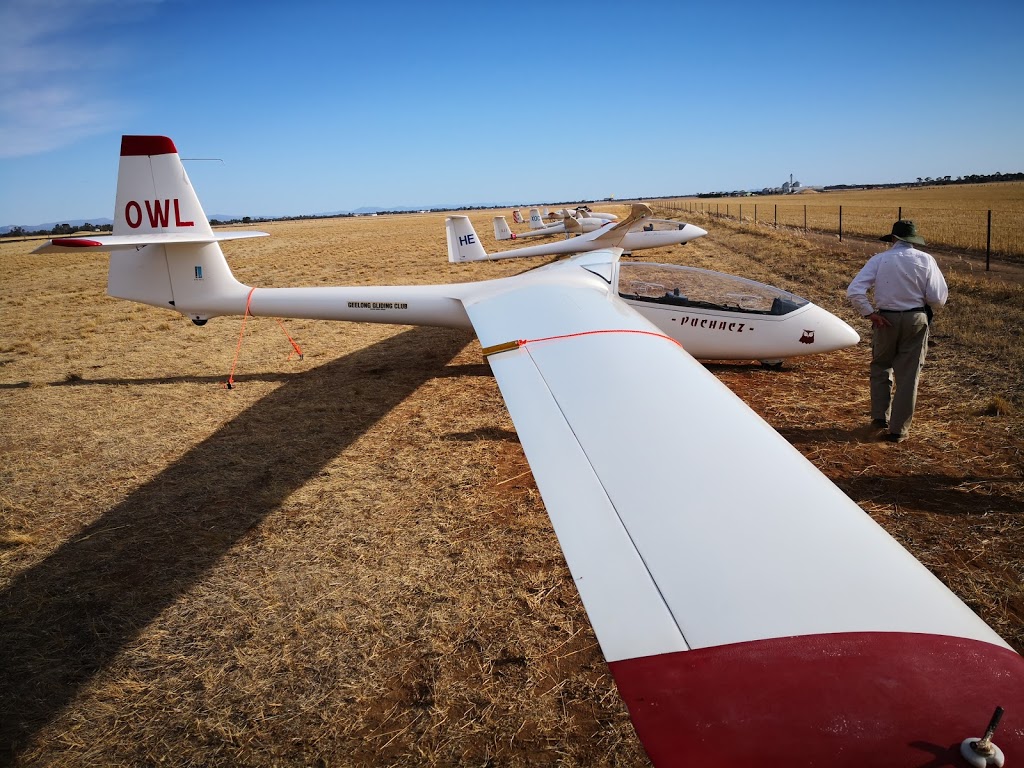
[
  {"xmin": 224, "ymin": 287, "xmax": 304, "ymax": 389},
  {"xmin": 481, "ymin": 328, "xmax": 681, "ymax": 357}
]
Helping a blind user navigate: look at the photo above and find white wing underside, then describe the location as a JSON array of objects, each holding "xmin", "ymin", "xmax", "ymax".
[
  {"xmin": 33, "ymin": 231, "xmax": 268, "ymax": 254},
  {"xmin": 463, "ymin": 263, "xmax": 1006, "ymax": 664}
]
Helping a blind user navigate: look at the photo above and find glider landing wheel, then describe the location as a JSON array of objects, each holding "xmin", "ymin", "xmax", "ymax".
[
  {"xmin": 961, "ymin": 738, "xmax": 1005, "ymax": 767},
  {"xmin": 760, "ymin": 359, "xmax": 785, "ymax": 371}
]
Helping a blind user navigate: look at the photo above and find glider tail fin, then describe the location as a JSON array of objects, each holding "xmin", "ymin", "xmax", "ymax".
[
  {"xmin": 512, "ymin": 209, "xmax": 524, "ymax": 225},
  {"xmin": 563, "ymin": 215, "xmax": 583, "ymax": 235},
  {"xmin": 445, "ymin": 216, "xmax": 488, "ymax": 263},
  {"xmin": 108, "ymin": 135, "xmax": 249, "ymax": 322},
  {"xmin": 114, "ymin": 136, "xmax": 214, "ymax": 237},
  {"xmin": 528, "ymin": 208, "xmax": 545, "ymax": 229},
  {"xmin": 493, "ymin": 216, "xmax": 516, "ymax": 241}
]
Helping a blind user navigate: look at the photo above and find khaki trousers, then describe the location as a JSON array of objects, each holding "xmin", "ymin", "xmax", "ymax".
[{"xmin": 870, "ymin": 311, "xmax": 930, "ymax": 437}]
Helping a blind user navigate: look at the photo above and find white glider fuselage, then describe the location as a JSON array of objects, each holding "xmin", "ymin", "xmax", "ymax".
[
  {"xmin": 237, "ymin": 258, "xmax": 857, "ymax": 361},
  {"xmin": 133, "ymin": 250, "xmax": 857, "ymax": 362},
  {"xmin": 627, "ymin": 299, "xmax": 852, "ymax": 360},
  {"xmin": 616, "ymin": 261, "xmax": 860, "ymax": 359},
  {"xmin": 450, "ymin": 214, "xmax": 708, "ymax": 263}
]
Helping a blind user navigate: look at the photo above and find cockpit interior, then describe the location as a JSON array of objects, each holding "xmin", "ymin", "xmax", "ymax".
[{"xmin": 618, "ymin": 262, "xmax": 808, "ymax": 316}]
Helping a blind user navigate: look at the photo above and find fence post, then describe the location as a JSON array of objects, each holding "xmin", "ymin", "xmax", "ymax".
[
  {"xmin": 739, "ymin": 204, "xmax": 743, "ymax": 223},
  {"xmin": 839, "ymin": 205, "xmax": 843, "ymax": 242},
  {"xmin": 804, "ymin": 205, "xmax": 807, "ymax": 232},
  {"xmin": 754, "ymin": 203, "xmax": 757, "ymax": 225},
  {"xmin": 986, "ymin": 210, "xmax": 992, "ymax": 271},
  {"xmin": 774, "ymin": 204, "xmax": 777, "ymax": 228},
  {"xmin": 898, "ymin": 206, "xmax": 902, "ymax": 221}
]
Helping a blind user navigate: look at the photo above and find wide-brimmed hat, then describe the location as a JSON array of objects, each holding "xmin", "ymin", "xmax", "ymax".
[{"xmin": 880, "ymin": 219, "xmax": 926, "ymax": 245}]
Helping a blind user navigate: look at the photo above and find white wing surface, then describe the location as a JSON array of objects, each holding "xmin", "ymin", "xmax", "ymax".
[
  {"xmin": 463, "ymin": 250, "xmax": 1023, "ymax": 763},
  {"xmin": 465, "ymin": 253, "xmax": 1004, "ymax": 658}
]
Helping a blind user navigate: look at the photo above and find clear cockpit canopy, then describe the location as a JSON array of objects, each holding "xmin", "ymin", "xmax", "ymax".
[
  {"xmin": 617, "ymin": 262, "xmax": 809, "ymax": 316},
  {"xmin": 627, "ymin": 218, "xmax": 694, "ymax": 233}
]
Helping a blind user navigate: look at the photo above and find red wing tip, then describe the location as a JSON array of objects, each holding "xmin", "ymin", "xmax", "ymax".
[
  {"xmin": 51, "ymin": 238, "xmax": 103, "ymax": 247},
  {"xmin": 609, "ymin": 633, "xmax": 1024, "ymax": 767},
  {"xmin": 120, "ymin": 135, "xmax": 177, "ymax": 157}
]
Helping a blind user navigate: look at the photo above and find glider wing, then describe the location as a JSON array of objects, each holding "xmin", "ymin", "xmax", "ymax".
[
  {"xmin": 584, "ymin": 202, "xmax": 653, "ymax": 246},
  {"xmin": 33, "ymin": 231, "xmax": 268, "ymax": 254},
  {"xmin": 462, "ymin": 250, "xmax": 1023, "ymax": 764}
]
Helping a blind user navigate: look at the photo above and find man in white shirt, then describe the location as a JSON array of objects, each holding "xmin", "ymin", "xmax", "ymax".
[{"xmin": 847, "ymin": 220, "xmax": 949, "ymax": 442}]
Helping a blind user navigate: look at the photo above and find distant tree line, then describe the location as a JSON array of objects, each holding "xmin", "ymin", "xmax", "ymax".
[
  {"xmin": 2, "ymin": 222, "xmax": 114, "ymax": 239},
  {"xmin": 916, "ymin": 171, "xmax": 1024, "ymax": 185},
  {"xmin": 826, "ymin": 171, "xmax": 1024, "ymax": 192}
]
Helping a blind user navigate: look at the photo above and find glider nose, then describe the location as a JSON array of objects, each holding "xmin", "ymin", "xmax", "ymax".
[{"xmin": 678, "ymin": 223, "xmax": 708, "ymax": 243}]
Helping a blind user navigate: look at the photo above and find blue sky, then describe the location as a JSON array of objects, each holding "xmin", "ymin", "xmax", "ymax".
[{"xmin": 2, "ymin": 0, "xmax": 1022, "ymax": 225}]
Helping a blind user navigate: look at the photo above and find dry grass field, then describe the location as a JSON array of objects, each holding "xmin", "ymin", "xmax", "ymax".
[
  {"xmin": 1, "ymin": 207, "xmax": 1022, "ymax": 766},
  {"xmin": 661, "ymin": 181, "xmax": 1024, "ymax": 257}
]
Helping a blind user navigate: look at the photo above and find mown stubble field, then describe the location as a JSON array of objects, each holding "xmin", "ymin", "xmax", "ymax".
[
  {"xmin": 1, "ymin": 207, "xmax": 1022, "ymax": 766},
  {"xmin": 663, "ymin": 181, "xmax": 1024, "ymax": 258}
]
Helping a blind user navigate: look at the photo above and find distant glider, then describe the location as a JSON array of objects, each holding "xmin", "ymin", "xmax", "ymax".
[
  {"xmin": 493, "ymin": 209, "xmax": 611, "ymax": 241},
  {"xmin": 450, "ymin": 204, "xmax": 707, "ymax": 262},
  {"xmin": 35, "ymin": 136, "xmax": 1024, "ymax": 767},
  {"xmin": 530, "ymin": 205, "xmax": 618, "ymax": 228}
]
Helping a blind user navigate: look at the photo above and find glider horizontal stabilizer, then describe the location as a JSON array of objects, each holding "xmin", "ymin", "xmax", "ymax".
[{"xmin": 33, "ymin": 231, "xmax": 268, "ymax": 254}]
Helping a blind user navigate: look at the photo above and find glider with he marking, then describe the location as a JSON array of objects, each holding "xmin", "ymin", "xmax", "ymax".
[
  {"xmin": 449, "ymin": 205, "xmax": 708, "ymax": 262},
  {"xmin": 35, "ymin": 136, "xmax": 1024, "ymax": 767}
]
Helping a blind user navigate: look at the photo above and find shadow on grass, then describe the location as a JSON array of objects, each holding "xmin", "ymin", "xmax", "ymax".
[
  {"xmin": 702, "ymin": 361, "xmax": 793, "ymax": 374},
  {"xmin": 0, "ymin": 362, "xmax": 495, "ymax": 391},
  {"xmin": 444, "ymin": 426, "xmax": 520, "ymax": 443},
  {"xmin": 0, "ymin": 326, "xmax": 472, "ymax": 761},
  {"xmin": 0, "ymin": 372, "xmax": 308, "ymax": 389},
  {"xmin": 836, "ymin": 474, "xmax": 1024, "ymax": 518},
  {"xmin": 776, "ymin": 426, "xmax": 876, "ymax": 444}
]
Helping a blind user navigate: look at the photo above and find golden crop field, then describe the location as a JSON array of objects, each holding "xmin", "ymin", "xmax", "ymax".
[
  {"xmin": 658, "ymin": 182, "xmax": 1024, "ymax": 258},
  {"xmin": 1, "ymin": 210, "xmax": 1022, "ymax": 766}
]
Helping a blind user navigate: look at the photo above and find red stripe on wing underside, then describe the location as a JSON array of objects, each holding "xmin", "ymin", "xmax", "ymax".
[{"xmin": 51, "ymin": 238, "xmax": 104, "ymax": 247}]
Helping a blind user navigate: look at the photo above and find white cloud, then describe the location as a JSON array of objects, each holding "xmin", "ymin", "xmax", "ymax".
[{"xmin": 0, "ymin": 0, "xmax": 161, "ymax": 158}]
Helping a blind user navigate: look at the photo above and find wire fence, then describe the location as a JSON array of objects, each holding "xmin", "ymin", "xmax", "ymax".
[{"xmin": 655, "ymin": 199, "xmax": 1024, "ymax": 267}]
